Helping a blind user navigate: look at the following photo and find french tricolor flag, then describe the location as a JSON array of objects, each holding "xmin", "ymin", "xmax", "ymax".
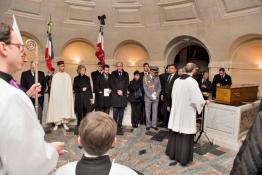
[
  {"xmin": 45, "ymin": 20, "xmax": 54, "ymax": 71},
  {"xmin": 95, "ymin": 26, "xmax": 105, "ymax": 64}
]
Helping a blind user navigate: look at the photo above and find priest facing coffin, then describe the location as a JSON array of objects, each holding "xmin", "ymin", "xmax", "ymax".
[
  {"xmin": 166, "ymin": 63, "xmax": 208, "ymax": 166},
  {"xmin": 46, "ymin": 61, "xmax": 76, "ymax": 131}
]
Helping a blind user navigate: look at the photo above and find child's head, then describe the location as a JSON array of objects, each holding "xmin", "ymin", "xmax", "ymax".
[{"xmin": 78, "ymin": 112, "xmax": 117, "ymax": 156}]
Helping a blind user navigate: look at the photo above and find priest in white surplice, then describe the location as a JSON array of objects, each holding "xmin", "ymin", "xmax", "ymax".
[
  {"xmin": 47, "ymin": 60, "xmax": 76, "ymax": 131},
  {"xmin": 166, "ymin": 63, "xmax": 207, "ymax": 166},
  {"xmin": 0, "ymin": 21, "xmax": 64, "ymax": 175}
]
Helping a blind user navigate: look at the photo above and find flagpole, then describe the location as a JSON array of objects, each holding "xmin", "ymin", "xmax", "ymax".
[{"xmin": 26, "ymin": 39, "xmax": 39, "ymax": 116}]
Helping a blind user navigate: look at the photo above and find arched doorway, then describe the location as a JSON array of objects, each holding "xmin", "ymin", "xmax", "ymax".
[
  {"xmin": 165, "ymin": 36, "xmax": 210, "ymax": 73},
  {"xmin": 230, "ymin": 34, "xmax": 262, "ymax": 96}
]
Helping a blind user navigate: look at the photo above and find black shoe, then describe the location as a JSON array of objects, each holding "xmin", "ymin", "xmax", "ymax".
[
  {"xmin": 146, "ymin": 127, "xmax": 150, "ymax": 130},
  {"xmin": 153, "ymin": 127, "xmax": 159, "ymax": 131},
  {"xmin": 133, "ymin": 124, "xmax": 138, "ymax": 128}
]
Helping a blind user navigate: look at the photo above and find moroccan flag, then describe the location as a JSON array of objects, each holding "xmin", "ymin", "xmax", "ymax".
[
  {"xmin": 95, "ymin": 26, "xmax": 105, "ymax": 64},
  {"xmin": 45, "ymin": 20, "xmax": 54, "ymax": 71}
]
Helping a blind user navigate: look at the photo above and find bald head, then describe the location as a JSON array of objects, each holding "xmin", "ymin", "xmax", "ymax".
[{"xmin": 185, "ymin": 63, "xmax": 197, "ymax": 74}]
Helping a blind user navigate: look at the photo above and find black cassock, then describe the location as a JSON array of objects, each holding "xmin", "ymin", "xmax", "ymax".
[{"xmin": 73, "ymin": 74, "xmax": 93, "ymax": 126}]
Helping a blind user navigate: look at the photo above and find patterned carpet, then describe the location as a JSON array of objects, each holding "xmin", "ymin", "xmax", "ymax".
[{"xmin": 45, "ymin": 126, "xmax": 236, "ymax": 175}]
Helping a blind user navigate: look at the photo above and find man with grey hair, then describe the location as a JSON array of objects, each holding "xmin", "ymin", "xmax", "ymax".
[
  {"xmin": 166, "ymin": 63, "xmax": 208, "ymax": 166},
  {"xmin": 20, "ymin": 61, "xmax": 46, "ymax": 122},
  {"xmin": 110, "ymin": 62, "xmax": 129, "ymax": 133}
]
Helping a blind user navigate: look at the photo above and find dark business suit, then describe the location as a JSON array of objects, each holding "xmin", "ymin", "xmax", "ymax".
[
  {"xmin": 139, "ymin": 72, "xmax": 149, "ymax": 125},
  {"xmin": 110, "ymin": 70, "xmax": 129, "ymax": 128},
  {"xmin": 20, "ymin": 70, "xmax": 46, "ymax": 121},
  {"xmin": 162, "ymin": 74, "xmax": 178, "ymax": 126},
  {"xmin": 159, "ymin": 72, "xmax": 169, "ymax": 122},
  {"xmin": 95, "ymin": 73, "xmax": 112, "ymax": 114},
  {"xmin": 91, "ymin": 70, "xmax": 101, "ymax": 110}
]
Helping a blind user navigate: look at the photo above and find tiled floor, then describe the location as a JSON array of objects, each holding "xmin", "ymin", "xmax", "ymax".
[{"xmin": 45, "ymin": 126, "xmax": 236, "ymax": 175}]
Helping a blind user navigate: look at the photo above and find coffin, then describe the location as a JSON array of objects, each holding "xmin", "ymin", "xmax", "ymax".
[{"xmin": 215, "ymin": 84, "xmax": 258, "ymax": 105}]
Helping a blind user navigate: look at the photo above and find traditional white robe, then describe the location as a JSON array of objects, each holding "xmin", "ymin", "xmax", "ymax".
[
  {"xmin": 0, "ymin": 79, "xmax": 58, "ymax": 175},
  {"xmin": 55, "ymin": 161, "xmax": 138, "ymax": 175},
  {"xmin": 168, "ymin": 76, "xmax": 206, "ymax": 134},
  {"xmin": 46, "ymin": 72, "xmax": 76, "ymax": 124}
]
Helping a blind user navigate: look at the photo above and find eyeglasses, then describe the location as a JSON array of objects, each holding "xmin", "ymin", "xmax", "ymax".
[{"xmin": 7, "ymin": 43, "xmax": 25, "ymax": 52}]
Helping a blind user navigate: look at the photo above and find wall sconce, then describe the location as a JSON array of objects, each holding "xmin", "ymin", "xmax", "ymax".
[
  {"xmin": 258, "ymin": 64, "xmax": 262, "ymax": 68},
  {"xmin": 129, "ymin": 60, "xmax": 136, "ymax": 66},
  {"xmin": 74, "ymin": 56, "xmax": 80, "ymax": 64}
]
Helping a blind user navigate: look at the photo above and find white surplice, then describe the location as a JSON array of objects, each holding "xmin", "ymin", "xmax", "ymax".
[
  {"xmin": 168, "ymin": 76, "xmax": 206, "ymax": 134},
  {"xmin": 55, "ymin": 161, "xmax": 138, "ymax": 175},
  {"xmin": 0, "ymin": 78, "xmax": 58, "ymax": 175},
  {"xmin": 46, "ymin": 72, "xmax": 76, "ymax": 124}
]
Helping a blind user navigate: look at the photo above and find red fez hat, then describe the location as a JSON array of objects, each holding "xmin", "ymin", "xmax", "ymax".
[{"xmin": 57, "ymin": 61, "xmax": 64, "ymax": 66}]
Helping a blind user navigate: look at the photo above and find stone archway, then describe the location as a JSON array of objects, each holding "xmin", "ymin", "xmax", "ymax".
[
  {"xmin": 230, "ymin": 34, "xmax": 262, "ymax": 96},
  {"xmin": 165, "ymin": 35, "xmax": 210, "ymax": 72}
]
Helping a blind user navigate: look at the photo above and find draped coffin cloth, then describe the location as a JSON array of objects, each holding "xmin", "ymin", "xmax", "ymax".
[{"xmin": 46, "ymin": 72, "xmax": 76, "ymax": 123}]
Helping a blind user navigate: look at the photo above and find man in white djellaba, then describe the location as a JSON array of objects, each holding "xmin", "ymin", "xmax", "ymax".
[
  {"xmin": 166, "ymin": 63, "xmax": 208, "ymax": 166},
  {"xmin": 0, "ymin": 20, "xmax": 64, "ymax": 175},
  {"xmin": 46, "ymin": 60, "xmax": 76, "ymax": 131}
]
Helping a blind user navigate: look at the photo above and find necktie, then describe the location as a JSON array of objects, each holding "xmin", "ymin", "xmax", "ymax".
[{"xmin": 167, "ymin": 75, "xmax": 172, "ymax": 84}]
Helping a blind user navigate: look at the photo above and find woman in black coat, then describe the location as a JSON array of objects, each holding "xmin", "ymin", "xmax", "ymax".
[
  {"xmin": 73, "ymin": 65, "xmax": 93, "ymax": 128},
  {"xmin": 128, "ymin": 70, "xmax": 143, "ymax": 128}
]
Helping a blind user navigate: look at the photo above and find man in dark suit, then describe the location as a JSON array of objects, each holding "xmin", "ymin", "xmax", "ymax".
[
  {"xmin": 212, "ymin": 68, "xmax": 232, "ymax": 98},
  {"xmin": 95, "ymin": 64, "xmax": 111, "ymax": 114},
  {"xmin": 159, "ymin": 65, "xmax": 169, "ymax": 123},
  {"xmin": 198, "ymin": 71, "xmax": 213, "ymax": 100},
  {"xmin": 161, "ymin": 64, "xmax": 178, "ymax": 127},
  {"xmin": 110, "ymin": 62, "xmax": 129, "ymax": 132},
  {"xmin": 139, "ymin": 62, "xmax": 150, "ymax": 79},
  {"xmin": 139, "ymin": 62, "xmax": 150, "ymax": 125},
  {"xmin": 91, "ymin": 62, "xmax": 103, "ymax": 111},
  {"xmin": 20, "ymin": 61, "xmax": 46, "ymax": 122}
]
